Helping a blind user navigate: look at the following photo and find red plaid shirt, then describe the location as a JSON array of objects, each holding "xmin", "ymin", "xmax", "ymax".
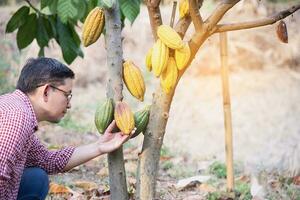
[{"xmin": 0, "ymin": 90, "xmax": 75, "ymax": 200}]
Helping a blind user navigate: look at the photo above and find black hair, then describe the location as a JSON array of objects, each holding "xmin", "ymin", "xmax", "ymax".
[{"xmin": 16, "ymin": 57, "xmax": 75, "ymax": 93}]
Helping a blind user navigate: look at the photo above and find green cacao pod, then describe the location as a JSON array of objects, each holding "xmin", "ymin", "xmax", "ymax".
[
  {"xmin": 131, "ymin": 105, "xmax": 150, "ymax": 138},
  {"xmin": 94, "ymin": 98, "xmax": 114, "ymax": 134}
]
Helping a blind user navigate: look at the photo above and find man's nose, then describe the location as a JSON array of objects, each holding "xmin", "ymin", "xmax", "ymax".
[{"xmin": 67, "ymin": 101, "xmax": 71, "ymax": 109}]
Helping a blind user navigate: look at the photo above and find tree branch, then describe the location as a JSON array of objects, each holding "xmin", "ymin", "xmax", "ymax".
[
  {"xmin": 25, "ymin": 0, "xmax": 42, "ymax": 15},
  {"xmin": 212, "ymin": 4, "xmax": 300, "ymax": 33},
  {"xmin": 174, "ymin": 16, "xmax": 192, "ymax": 38},
  {"xmin": 189, "ymin": 0, "xmax": 204, "ymax": 31},
  {"xmin": 205, "ymin": 0, "xmax": 240, "ymax": 32},
  {"xmin": 146, "ymin": 0, "xmax": 163, "ymax": 40}
]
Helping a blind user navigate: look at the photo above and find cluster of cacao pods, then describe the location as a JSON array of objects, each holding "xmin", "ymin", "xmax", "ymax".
[
  {"xmin": 82, "ymin": 7, "xmax": 105, "ymax": 47},
  {"xmin": 145, "ymin": 25, "xmax": 191, "ymax": 94},
  {"xmin": 94, "ymin": 99, "xmax": 150, "ymax": 137}
]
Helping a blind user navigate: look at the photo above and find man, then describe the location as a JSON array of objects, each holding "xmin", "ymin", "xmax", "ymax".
[{"xmin": 0, "ymin": 57, "xmax": 131, "ymax": 200}]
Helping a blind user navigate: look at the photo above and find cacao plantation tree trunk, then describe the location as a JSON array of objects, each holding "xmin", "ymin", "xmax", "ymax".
[
  {"xmin": 136, "ymin": 0, "xmax": 300, "ymax": 199},
  {"xmin": 104, "ymin": 2, "xmax": 128, "ymax": 200}
]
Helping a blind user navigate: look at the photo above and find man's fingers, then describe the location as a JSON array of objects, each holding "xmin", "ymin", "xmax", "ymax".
[{"xmin": 106, "ymin": 120, "xmax": 116, "ymax": 133}]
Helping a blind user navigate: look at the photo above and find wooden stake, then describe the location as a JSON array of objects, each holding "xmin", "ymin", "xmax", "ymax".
[{"xmin": 220, "ymin": 32, "xmax": 234, "ymax": 192}]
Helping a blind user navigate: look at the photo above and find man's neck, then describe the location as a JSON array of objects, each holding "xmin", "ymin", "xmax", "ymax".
[{"xmin": 27, "ymin": 94, "xmax": 44, "ymax": 122}]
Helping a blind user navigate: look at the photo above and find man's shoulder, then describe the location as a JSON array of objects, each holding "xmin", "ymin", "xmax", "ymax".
[{"xmin": 0, "ymin": 90, "xmax": 28, "ymax": 114}]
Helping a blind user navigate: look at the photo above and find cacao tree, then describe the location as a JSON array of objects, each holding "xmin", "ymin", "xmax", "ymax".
[{"xmin": 5, "ymin": 0, "xmax": 300, "ymax": 199}]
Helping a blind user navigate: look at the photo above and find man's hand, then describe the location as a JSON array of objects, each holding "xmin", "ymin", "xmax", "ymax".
[{"xmin": 97, "ymin": 120, "xmax": 135, "ymax": 154}]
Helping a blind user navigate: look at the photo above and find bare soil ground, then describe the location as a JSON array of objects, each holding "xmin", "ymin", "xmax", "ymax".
[{"xmin": 1, "ymin": 1, "xmax": 300, "ymax": 199}]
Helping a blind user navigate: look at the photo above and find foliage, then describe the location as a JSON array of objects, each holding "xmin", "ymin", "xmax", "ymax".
[
  {"xmin": 235, "ymin": 181, "xmax": 252, "ymax": 200},
  {"xmin": 209, "ymin": 161, "xmax": 227, "ymax": 179},
  {"xmin": 5, "ymin": 0, "xmax": 142, "ymax": 64},
  {"xmin": 207, "ymin": 191, "xmax": 222, "ymax": 200}
]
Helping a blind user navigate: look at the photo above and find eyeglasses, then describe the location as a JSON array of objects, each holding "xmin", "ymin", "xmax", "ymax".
[{"xmin": 49, "ymin": 85, "xmax": 72, "ymax": 102}]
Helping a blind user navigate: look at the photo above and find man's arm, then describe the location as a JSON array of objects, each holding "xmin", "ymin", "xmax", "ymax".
[
  {"xmin": 63, "ymin": 121, "xmax": 130, "ymax": 171},
  {"xmin": 26, "ymin": 121, "xmax": 130, "ymax": 173}
]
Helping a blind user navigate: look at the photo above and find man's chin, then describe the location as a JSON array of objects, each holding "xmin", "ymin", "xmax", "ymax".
[{"xmin": 48, "ymin": 117, "xmax": 63, "ymax": 123}]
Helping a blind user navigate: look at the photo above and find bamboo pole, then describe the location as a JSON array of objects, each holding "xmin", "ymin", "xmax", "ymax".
[
  {"xmin": 170, "ymin": 1, "xmax": 177, "ymax": 27},
  {"xmin": 219, "ymin": 32, "xmax": 234, "ymax": 192}
]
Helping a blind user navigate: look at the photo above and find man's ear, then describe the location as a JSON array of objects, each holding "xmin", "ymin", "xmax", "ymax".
[{"xmin": 42, "ymin": 85, "xmax": 50, "ymax": 101}]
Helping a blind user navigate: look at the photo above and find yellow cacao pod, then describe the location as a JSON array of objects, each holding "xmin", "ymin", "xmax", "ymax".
[
  {"xmin": 160, "ymin": 57, "xmax": 178, "ymax": 94},
  {"xmin": 157, "ymin": 25, "xmax": 184, "ymax": 50},
  {"xmin": 123, "ymin": 60, "xmax": 146, "ymax": 102},
  {"xmin": 179, "ymin": 0, "xmax": 189, "ymax": 18},
  {"xmin": 82, "ymin": 7, "xmax": 105, "ymax": 47},
  {"xmin": 151, "ymin": 39, "xmax": 169, "ymax": 77},
  {"xmin": 145, "ymin": 47, "xmax": 152, "ymax": 72},
  {"xmin": 175, "ymin": 43, "xmax": 191, "ymax": 70},
  {"xmin": 114, "ymin": 101, "xmax": 135, "ymax": 135}
]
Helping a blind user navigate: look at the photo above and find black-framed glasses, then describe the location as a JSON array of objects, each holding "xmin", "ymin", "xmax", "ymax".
[{"xmin": 49, "ymin": 85, "xmax": 72, "ymax": 102}]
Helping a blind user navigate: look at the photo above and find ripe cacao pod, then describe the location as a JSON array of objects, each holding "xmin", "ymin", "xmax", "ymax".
[
  {"xmin": 131, "ymin": 105, "xmax": 150, "ymax": 138},
  {"xmin": 94, "ymin": 98, "xmax": 114, "ymax": 134},
  {"xmin": 114, "ymin": 101, "xmax": 135, "ymax": 135},
  {"xmin": 175, "ymin": 42, "xmax": 191, "ymax": 70},
  {"xmin": 82, "ymin": 7, "xmax": 105, "ymax": 47},
  {"xmin": 276, "ymin": 20, "xmax": 288, "ymax": 43},
  {"xmin": 152, "ymin": 39, "xmax": 169, "ymax": 77},
  {"xmin": 160, "ymin": 57, "xmax": 178, "ymax": 94},
  {"xmin": 145, "ymin": 47, "xmax": 153, "ymax": 72},
  {"xmin": 179, "ymin": 0, "xmax": 189, "ymax": 18},
  {"xmin": 157, "ymin": 25, "xmax": 184, "ymax": 50},
  {"xmin": 123, "ymin": 60, "xmax": 146, "ymax": 102}
]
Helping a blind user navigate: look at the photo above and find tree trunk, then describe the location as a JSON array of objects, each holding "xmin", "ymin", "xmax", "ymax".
[
  {"xmin": 136, "ymin": 88, "xmax": 174, "ymax": 199},
  {"xmin": 104, "ymin": 1, "xmax": 128, "ymax": 200}
]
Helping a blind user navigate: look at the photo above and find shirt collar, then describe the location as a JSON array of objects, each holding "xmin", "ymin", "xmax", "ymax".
[{"xmin": 14, "ymin": 89, "xmax": 39, "ymax": 131}]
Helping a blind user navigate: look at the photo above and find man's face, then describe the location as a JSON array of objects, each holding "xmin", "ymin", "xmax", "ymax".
[{"xmin": 45, "ymin": 78, "xmax": 73, "ymax": 123}]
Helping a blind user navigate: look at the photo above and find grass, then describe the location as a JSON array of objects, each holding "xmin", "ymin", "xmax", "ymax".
[{"xmin": 209, "ymin": 161, "xmax": 227, "ymax": 179}]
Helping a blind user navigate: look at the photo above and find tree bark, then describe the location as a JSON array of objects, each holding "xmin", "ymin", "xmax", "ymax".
[{"xmin": 105, "ymin": 1, "xmax": 128, "ymax": 200}]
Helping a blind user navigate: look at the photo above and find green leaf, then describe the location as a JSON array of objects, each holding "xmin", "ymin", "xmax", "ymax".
[
  {"xmin": 41, "ymin": 0, "xmax": 52, "ymax": 9},
  {"xmin": 16, "ymin": 14, "xmax": 37, "ymax": 49},
  {"xmin": 57, "ymin": 0, "xmax": 78, "ymax": 23},
  {"xmin": 81, "ymin": 0, "xmax": 98, "ymax": 23},
  {"xmin": 38, "ymin": 47, "xmax": 45, "ymax": 57},
  {"xmin": 6, "ymin": 6, "xmax": 30, "ymax": 33},
  {"xmin": 56, "ymin": 19, "xmax": 82, "ymax": 64},
  {"xmin": 119, "ymin": 0, "xmax": 140, "ymax": 24},
  {"xmin": 36, "ymin": 16, "xmax": 50, "ymax": 47},
  {"xmin": 48, "ymin": 16, "xmax": 57, "ymax": 38},
  {"xmin": 87, "ymin": 0, "xmax": 98, "ymax": 11},
  {"xmin": 100, "ymin": 0, "xmax": 115, "ymax": 9},
  {"xmin": 69, "ymin": 25, "xmax": 83, "ymax": 57},
  {"xmin": 73, "ymin": 0, "xmax": 87, "ymax": 20},
  {"xmin": 49, "ymin": 0, "xmax": 58, "ymax": 14}
]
